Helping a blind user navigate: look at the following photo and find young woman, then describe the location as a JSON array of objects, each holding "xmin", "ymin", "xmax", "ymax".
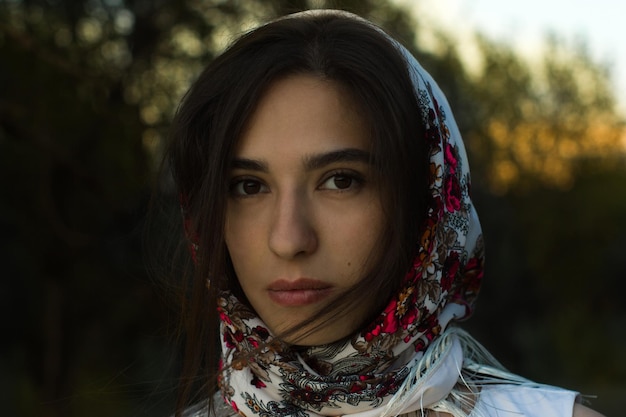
[{"xmin": 166, "ymin": 9, "xmax": 604, "ymax": 417}]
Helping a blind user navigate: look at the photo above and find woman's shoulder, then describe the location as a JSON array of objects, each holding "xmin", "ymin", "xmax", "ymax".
[
  {"xmin": 573, "ymin": 403, "xmax": 606, "ymax": 417},
  {"xmin": 473, "ymin": 384, "xmax": 604, "ymax": 417}
]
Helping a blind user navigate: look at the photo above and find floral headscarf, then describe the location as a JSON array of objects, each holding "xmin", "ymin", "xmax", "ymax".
[{"xmin": 217, "ymin": 10, "xmax": 484, "ymax": 417}]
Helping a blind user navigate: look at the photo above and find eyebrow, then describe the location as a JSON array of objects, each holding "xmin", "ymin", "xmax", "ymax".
[
  {"xmin": 230, "ymin": 158, "xmax": 268, "ymax": 172},
  {"xmin": 230, "ymin": 148, "xmax": 371, "ymax": 172},
  {"xmin": 304, "ymin": 148, "xmax": 371, "ymax": 170}
]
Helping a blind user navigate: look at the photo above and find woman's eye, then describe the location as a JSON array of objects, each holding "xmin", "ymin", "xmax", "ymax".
[
  {"xmin": 230, "ymin": 179, "xmax": 267, "ymax": 196},
  {"xmin": 321, "ymin": 173, "xmax": 361, "ymax": 191}
]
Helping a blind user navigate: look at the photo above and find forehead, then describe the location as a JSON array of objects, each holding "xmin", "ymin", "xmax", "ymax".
[{"xmin": 235, "ymin": 74, "xmax": 370, "ymax": 159}]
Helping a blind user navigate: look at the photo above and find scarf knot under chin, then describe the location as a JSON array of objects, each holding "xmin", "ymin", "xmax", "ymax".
[{"xmin": 218, "ymin": 10, "xmax": 484, "ymax": 417}]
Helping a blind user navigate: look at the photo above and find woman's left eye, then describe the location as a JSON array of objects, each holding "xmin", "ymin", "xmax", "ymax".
[
  {"xmin": 229, "ymin": 178, "xmax": 268, "ymax": 196},
  {"xmin": 320, "ymin": 172, "xmax": 363, "ymax": 191}
]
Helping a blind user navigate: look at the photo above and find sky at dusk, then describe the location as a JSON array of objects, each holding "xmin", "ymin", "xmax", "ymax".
[{"xmin": 397, "ymin": 0, "xmax": 625, "ymax": 114}]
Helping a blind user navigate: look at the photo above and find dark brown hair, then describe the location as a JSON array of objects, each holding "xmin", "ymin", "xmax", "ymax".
[{"xmin": 166, "ymin": 11, "xmax": 428, "ymax": 416}]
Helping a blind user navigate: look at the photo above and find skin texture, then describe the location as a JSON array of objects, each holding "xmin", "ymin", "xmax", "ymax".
[{"xmin": 224, "ymin": 74, "xmax": 386, "ymax": 345}]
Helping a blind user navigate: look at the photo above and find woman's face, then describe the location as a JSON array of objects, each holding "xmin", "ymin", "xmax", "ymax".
[{"xmin": 225, "ymin": 74, "xmax": 386, "ymax": 345}]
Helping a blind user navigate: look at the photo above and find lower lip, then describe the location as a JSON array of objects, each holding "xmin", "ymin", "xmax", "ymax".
[{"xmin": 267, "ymin": 288, "xmax": 333, "ymax": 307}]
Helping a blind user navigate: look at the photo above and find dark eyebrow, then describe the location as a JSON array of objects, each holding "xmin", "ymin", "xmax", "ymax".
[
  {"xmin": 230, "ymin": 158, "xmax": 269, "ymax": 172},
  {"xmin": 303, "ymin": 148, "xmax": 371, "ymax": 171},
  {"xmin": 230, "ymin": 148, "xmax": 371, "ymax": 173}
]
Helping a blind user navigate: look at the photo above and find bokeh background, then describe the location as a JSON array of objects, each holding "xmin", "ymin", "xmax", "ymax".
[{"xmin": 1, "ymin": 1, "xmax": 624, "ymax": 416}]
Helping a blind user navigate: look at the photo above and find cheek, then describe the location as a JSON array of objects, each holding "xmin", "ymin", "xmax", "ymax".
[
  {"xmin": 224, "ymin": 212, "xmax": 261, "ymax": 277},
  {"xmin": 330, "ymin": 203, "xmax": 386, "ymax": 274}
]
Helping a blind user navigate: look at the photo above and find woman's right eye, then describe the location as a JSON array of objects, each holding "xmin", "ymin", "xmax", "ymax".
[{"xmin": 230, "ymin": 179, "xmax": 268, "ymax": 196}]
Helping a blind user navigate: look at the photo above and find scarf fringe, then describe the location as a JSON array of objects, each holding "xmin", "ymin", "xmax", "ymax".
[{"xmin": 381, "ymin": 327, "xmax": 548, "ymax": 417}]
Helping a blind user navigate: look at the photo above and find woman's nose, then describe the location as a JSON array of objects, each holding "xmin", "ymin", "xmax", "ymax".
[{"xmin": 268, "ymin": 192, "xmax": 318, "ymax": 259}]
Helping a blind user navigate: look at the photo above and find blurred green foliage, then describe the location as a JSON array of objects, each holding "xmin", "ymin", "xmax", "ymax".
[{"xmin": 1, "ymin": 1, "xmax": 624, "ymax": 416}]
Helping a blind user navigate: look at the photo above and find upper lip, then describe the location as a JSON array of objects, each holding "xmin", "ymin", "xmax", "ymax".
[{"xmin": 267, "ymin": 278, "xmax": 332, "ymax": 291}]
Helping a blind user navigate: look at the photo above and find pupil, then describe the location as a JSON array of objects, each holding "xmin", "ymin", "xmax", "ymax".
[
  {"xmin": 334, "ymin": 176, "xmax": 352, "ymax": 189},
  {"xmin": 243, "ymin": 181, "xmax": 260, "ymax": 194}
]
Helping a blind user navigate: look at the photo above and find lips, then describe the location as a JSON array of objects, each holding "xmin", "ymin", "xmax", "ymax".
[{"xmin": 267, "ymin": 278, "xmax": 333, "ymax": 307}]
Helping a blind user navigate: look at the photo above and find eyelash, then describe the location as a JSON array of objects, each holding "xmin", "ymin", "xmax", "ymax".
[
  {"xmin": 229, "ymin": 177, "xmax": 268, "ymax": 197},
  {"xmin": 228, "ymin": 170, "xmax": 366, "ymax": 197},
  {"xmin": 319, "ymin": 170, "xmax": 365, "ymax": 191}
]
